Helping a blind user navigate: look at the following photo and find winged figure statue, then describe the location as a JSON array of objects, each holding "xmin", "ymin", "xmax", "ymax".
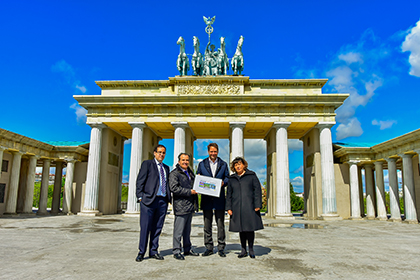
[{"xmin": 203, "ymin": 16, "xmax": 216, "ymax": 26}]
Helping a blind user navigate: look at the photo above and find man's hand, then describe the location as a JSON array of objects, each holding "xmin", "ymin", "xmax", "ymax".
[
  {"xmin": 255, "ymin": 208, "xmax": 260, "ymax": 211},
  {"xmin": 228, "ymin": 210, "xmax": 232, "ymax": 216},
  {"xmin": 191, "ymin": 190, "xmax": 197, "ymax": 195}
]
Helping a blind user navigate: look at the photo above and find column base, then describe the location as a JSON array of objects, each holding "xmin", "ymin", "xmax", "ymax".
[
  {"xmin": 2, "ymin": 213, "xmax": 20, "ymax": 217},
  {"xmin": 319, "ymin": 214, "xmax": 343, "ymax": 221},
  {"xmin": 20, "ymin": 212, "xmax": 36, "ymax": 217},
  {"xmin": 403, "ymin": 219, "xmax": 418, "ymax": 224},
  {"xmin": 375, "ymin": 216, "xmax": 388, "ymax": 221},
  {"xmin": 348, "ymin": 216, "xmax": 364, "ymax": 220},
  {"xmin": 36, "ymin": 211, "xmax": 50, "ymax": 216},
  {"xmin": 122, "ymin": 212, "xmax": 140, "ymax": 217},
  {"xmin": 388, "ymin": 217, "xmax": 402, "ymax": 222},
  {"xmin": 365, "ymin": 215, "xmax": 376, "ymax": 220},
  {"xmin": 275, "ymin": 214, "xmax": 295, "ymax": 220},
  {"xmin": 77, "ymin": 210, "xmax": 102, "ymax": 217}
]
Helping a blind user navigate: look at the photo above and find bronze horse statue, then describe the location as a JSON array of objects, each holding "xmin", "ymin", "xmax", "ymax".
[
  {"xmin": 217, "ymin": 37, "xmax": 229, "ymax": 75},
  {"xmin": 232, "ymin": 36, "xmax": 244, "ymax": 75},
  {"xmin": 177, "ymin": 36, "xmax": 189, "ymax": 76},
  {"xmin": 191, "ymin": 36, "xmax": 204, "ymax": 76}
]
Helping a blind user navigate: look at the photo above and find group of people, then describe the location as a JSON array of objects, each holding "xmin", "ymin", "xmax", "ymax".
[{"xmin": 135, "ymin": 143, "xmax": 264, "ymax": 262}]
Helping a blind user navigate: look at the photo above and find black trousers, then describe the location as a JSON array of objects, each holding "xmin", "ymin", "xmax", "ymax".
[{"xmin": 203, "ymin": 209, "xmax": 226, "ymax": 251}]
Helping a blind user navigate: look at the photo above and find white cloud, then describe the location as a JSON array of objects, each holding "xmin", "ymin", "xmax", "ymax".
[
  {"xmin": 70, "ymin": 102, "xmax": 87, "ymax": 125},
  {"xmin": 372, "ymin": 119, "xmax": 397, "ymax": 130},
  {"xmin": 51, "ymin": 59, "xmax": 88, "ymax": 93},
  {"xmin": 325, "ymin": 29, "xmax": 390, "ymax": 140},
  {"xmin": 402, "ymin": 19, "xmax": 420, "ymax": 77},
  {"xmin": 338, "ymin": 52, "xmax": 363, "ymax": 64},
  {"xmin": 76, "ymin": 85, "xmax": 87, "ymax": 93},
  {"xmin": 244, "ymin": 139, "xmax": 267, "ymax": 183},
  {"xmin": 124, "ymin": 139, "xmax": 132, "ymax": 145},
  {"xmin": 336, "ymin": 118, "xmax": 363, "ymax": 140},
  {"xmin": 288, "ymin": 139, "xmax": 303, "ymax": 153},
  {"xmin": 291, "ymin": 176, "xmax": 303, "ymax": 187},
  {"xmin": 292, "ymin": 166, "xmax": 303, "ymax": 174}
]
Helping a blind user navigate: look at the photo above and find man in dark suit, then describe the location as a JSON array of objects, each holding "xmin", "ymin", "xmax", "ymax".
[
  {"xmin": 196, "ymin": 143, "xmax": 229, "ymax": 257},
  {"xmin": 135, "ymin": 144, "xmax": 171, "ymax": 262}
]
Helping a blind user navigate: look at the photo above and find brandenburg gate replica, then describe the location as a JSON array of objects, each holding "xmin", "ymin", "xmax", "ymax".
[{"xmin": 73, "ymin": 17, "xmax": 349, "ymax": 220}]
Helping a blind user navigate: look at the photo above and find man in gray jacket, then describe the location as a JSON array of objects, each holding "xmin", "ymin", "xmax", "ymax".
[{"xmin": 169, "ymin": 153, "xmax": 199, "ymax": 260}]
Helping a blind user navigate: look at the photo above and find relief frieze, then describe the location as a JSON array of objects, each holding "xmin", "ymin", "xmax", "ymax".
[{"xmin": 177, "ymin": 84, "xmax": 241, "ymax": 95}]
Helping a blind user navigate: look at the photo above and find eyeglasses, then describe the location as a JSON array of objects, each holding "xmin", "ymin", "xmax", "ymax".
[{"xmin": 155, "ymin": 151, "xmax": 166, "ymax": 155}]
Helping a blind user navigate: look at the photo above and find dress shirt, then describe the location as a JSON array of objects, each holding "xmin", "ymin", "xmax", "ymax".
[{"xmin": 209, "ymin": 158, "xmax": 218, "ymax": 177}]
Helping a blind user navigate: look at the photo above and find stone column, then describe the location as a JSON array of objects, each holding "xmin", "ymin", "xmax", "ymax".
[
  {"xmin": 348, "ymin": 161, "xmax": 362, "ymax": 219},
  {"xmin": 126, "ymin": 123, "xmax": 145, "ymax": 215},
  {"xmin": 5, "ymin": 151, "xmax": 23, "ymax": 215},
  {"xmin": 51, "ymin": 161, "xmax": 63, "ymax": 214},
  {"xmin": 0, "ymin": 146, "xmax": 5, "ymax": 180},
  {"xmin": 317, "ymin": 122, "xmax": 341, "ymax": 220},
  {"xmin": 374, "ymin": 161, "xmax": 387, "ymax": 220},
  {"xmin": 63, "ymin": 159, "xmax": 76, "ymax": 214},
  {"xmin": 117, "ymin": 137, "xmax": 126, "ymax": 214},
  {"xmin": 230, "ymin": 122, "xmax": 246, "ymax": 160},
  {"xmin": 79, "ymin": 123, "xmax": 106, "ymax": 216},
  {"xmin": 357, "ymin": 165, "xmax": 365, "ymax": 217},
  {"xmin": 172, "ymin": 122, "xmax": 188, "ymax": 168},
  {"xmin": 37, "ymin": 159, "xmax": 51, "ymax": 215},
  {"xmin": 364, "ymin": 164, "xmax": 376, "ymax": 219},
  {"xmin": 273, "ymin": 122, "xmax": 293, "ymax": 219},
  {"xmin": 401, "ymin": 154, "xmax": 418, "ymax": 224},
  {"xmin": 386, "ymin": 157, "xmax": 401, "ymax": 222},
  {"xmin": 22, "ymin": 155, "xmax": 38, "ymax": 214}
]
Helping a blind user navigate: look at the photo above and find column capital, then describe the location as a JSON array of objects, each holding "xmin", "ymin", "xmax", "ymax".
[
  {"xmin": 399, "ymin": 153, "xmax": 414, "ymax": 159},
  {"xmin": 273, "ymin": 122, "xmax": 291, "ymax": 129},
  {"xmin": 171, "ymin": 122, "xmax": 189, "ymax": 128},
  {"xmin": 229, "ymin": 122, "xmax": 246, "ymax": 129},
  {"xmin": 87, "ymin": 122, "xmax": 107, "ymax": 129},
  {"xmin": 386, "ymin": 157, "xmax": 398, "ymax": 163},
  {"xmin": 316, "ymin": 122, "xmax": 336, "ymax": 129},
  {"xmin": 363, "ymin": 163, "xmax": 374, "ymax": 169},
  {"xmin": 64, "ymin": 157, "xmax": 78, "ymax": 164},
  {"xmin": 129, "ymin": 122, "xmax": 146, "ymax": 129},
  {"xmin": 347, "ymin": 160, "xmax": 360, "ymax": 166},
  {"xmin": 11, "ymin": 150, "xmax": 24, "ymax": 156},
  {"xmin": 373, "ymin": 160, "xmax": 385, "ymax": 167}
]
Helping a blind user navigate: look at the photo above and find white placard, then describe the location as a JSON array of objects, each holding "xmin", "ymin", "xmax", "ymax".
[{"xmin": 193, "ymin": 175, "xmax": 222, "ymax": 197}]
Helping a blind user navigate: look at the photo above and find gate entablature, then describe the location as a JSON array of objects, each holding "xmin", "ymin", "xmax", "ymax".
[{"xmin": 74, "ymin": 76, "xmax": 348, "ymax": 140}]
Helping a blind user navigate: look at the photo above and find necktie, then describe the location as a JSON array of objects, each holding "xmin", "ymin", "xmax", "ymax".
[
  {"xmin": 184, "ymin": 170, "xmax": 190, "ymax": 180},
  {"xmin": 159, "ymin": 163, "xmax": 166, "ymax": 196}
]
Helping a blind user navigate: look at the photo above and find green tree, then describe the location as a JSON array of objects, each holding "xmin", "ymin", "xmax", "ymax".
[{"xmin": 290, "ymin": 183, "xmax": 304, "ymax": 212}]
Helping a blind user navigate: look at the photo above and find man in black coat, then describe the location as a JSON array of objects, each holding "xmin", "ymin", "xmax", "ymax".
[
  {"xmin": 135, "ymin": 144, "xmax": 171, "ymax": 262},
  {"xmin": 196, "ymin": 143, "xmax": 229, "ymax": 257},
  {"xmin": 169, "ymin": 153, "xmax": 199, "ymax": 260}
]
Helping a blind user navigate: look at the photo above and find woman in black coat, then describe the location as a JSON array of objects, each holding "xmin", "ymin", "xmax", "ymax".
[{"xmin": 226, "ymin": 157, "xmax": 264, "ymax": 258}]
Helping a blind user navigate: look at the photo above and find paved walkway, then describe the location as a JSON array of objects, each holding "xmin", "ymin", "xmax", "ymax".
[{"xmin": 1, "ymin": 213, "xmax": 420, "ymax": 279}]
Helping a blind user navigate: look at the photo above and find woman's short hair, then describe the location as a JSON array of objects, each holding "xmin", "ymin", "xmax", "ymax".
[{"xmin": 230, "ymin": 157, "xmax": 248, "ymax": 173}]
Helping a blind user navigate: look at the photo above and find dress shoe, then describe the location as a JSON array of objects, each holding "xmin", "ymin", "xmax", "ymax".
[
  {"xmin": 150, "ymin": 253, "xmax": 164, "ymax": 260},
  {"xmin": 173, "ymin": 253, "xmax": 185, "ymax": 260},
  {"xmin": 202, "ymin": 249, "xmax": 214, "ymax": 256},
  {"xmin": 135, "ymin": 253, "xmax": 144, "ymax": 262},
  {"xmin": 184, "ymin": 250, "xmax": 200, "ymax": 256},
  {"xmin": 238, "ymin": 252, "xmax": 248, "ymax": 258},
  {"xmin": 218, "ymin": 250, "xmax": 226, "ymax": 257},
  {"xmin": 249, "ymin": 254, "xmax": 255, "ymax": 258}
]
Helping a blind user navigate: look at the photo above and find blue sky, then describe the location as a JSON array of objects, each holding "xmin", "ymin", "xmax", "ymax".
[{"xmin": 1, "ymin": 1, "xmax": 420, "ymax": 192}]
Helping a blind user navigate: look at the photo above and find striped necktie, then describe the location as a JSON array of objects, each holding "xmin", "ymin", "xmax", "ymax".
[{"xmin": 159, "ymin": 163, "xmax": 166, "ymax": 196}]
